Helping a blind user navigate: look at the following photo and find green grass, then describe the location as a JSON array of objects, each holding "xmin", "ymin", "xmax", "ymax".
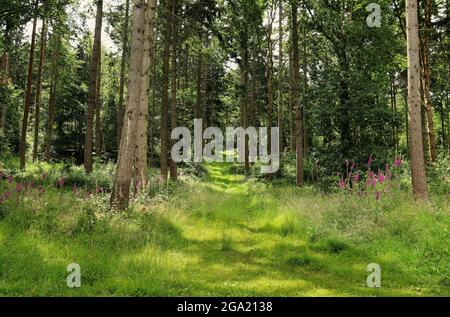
[{"xmin": 0, "ymin": 162, "xmax": 449, "ymax": 296}]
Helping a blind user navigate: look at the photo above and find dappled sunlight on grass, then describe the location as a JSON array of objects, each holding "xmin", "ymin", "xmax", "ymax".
[{"xmin": 0, "ymin": 162, "xmax": 448, "ymax": 296}]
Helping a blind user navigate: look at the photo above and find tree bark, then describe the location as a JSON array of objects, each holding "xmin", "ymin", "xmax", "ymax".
[
  {"xmin": 0, "ymin": 28, "xmax": 11, "ymax": 129},
  {"xmin": 266, "ymin": 3, "xmax": 274, "ymax": 160},
  {"xmin": 111, "ymin": 0, "xmax": 146, "ymax": 209},
  {"xmin": 291, "ymin": 1, "xmax": 304, "ymax": 187},
  {"xmin": 160, "ymin": 0, "xmax": 173, "ymax": 180},
  {"xmin": 149, "ymin": 36, "xmax": 158, "ymax": 167},
  {"xmin": 95, "ymin": 36, "xmax": 102, "ymax": 157},
  {"xmin": 302, "ymin": 18, "xmax": 308, "ymax": 155},
  {"xmin": 117, "ymin": 0, "xmax": 130, "ymax": 150},
  {"xmin": 170, "ymin": 1, "xmax": 178, "ymax": 181},
  {"xmin": 288, "ymin": 38, "xmax": 295, "ymax": 152},
  {"xmin": 135, "ymin": 0, "xmax": 157, "ymax": 189},
  {"xmin": 19, "ymin": 0, "xmax": 39, "ymax": 170},
  {"xmin": 84, "ymin": 0, "xmax": 103, "ymax": 173},
  {"xmin": 406, "ymin": 0, "xmax": 428, "ymax": 200},
  {"xmin": 44, "ymin": 34, "xmax": 61, "ymax": 161},
  {"xmin": 278, "ymin": 0, "xmax": 283, "ymax": 157},
  {"xmin": 195, "ymin": 53, "xmax": 203, "ymax": 120},
  {"xmin": 240, "ymin": 45, "xmax": 250, "ymax": 174},
  {"xmin": 33, "ymin": 19, "xmax": 47, "ymax": 162},
  {"xmin": 421, "ymin": 0, "xmax": 437, "ymax": 161}
]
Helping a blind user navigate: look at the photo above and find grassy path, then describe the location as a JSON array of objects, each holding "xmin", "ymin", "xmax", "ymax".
[{"xmin": 0, "ymin": 163, "xmax": 448, "ymax": 296}]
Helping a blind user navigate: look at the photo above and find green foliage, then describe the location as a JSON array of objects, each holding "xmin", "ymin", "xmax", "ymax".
[
  {"xmin": 0, "ymin": 129, "xmax": 11, "ymax": 158},
  {"xmin": 427, "ymin": 154, "xmax": 450, "ymax": 196}
]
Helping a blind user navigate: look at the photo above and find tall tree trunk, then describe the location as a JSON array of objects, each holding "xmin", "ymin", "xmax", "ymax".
[
  {"xmin": 195, "ymin": 52, "xmax": 203, "ymax": 120},
  {"xmin": 240, "ymin": 45, "xmax": 250, "ymax": 174},
  {"xmin": 149, "ymin": 36, "xmax": 158, "ymax": 167},
  {"xmin": 95, "ymin": 40, "xmax": 102, "ymax": 157},
  {"xmin": 170, "ymin": 1, "xmax": 178, "ymax": 181},
  {"xmin": 266, "ymin": 3, "xmax": 274, "ymax": 160},
  {"xmin": 403, "ymin": 88, "xmax": 410, "ymax": 151},
  {"xmin": 160, "ymin": 0, "xmax": 173, "ymax": 180},
  {"xmin": 278, "ymin": 0, "xmax": 283, "ymax": 157},
  {"xmin": 201, "ymin": 41, "xmax": 208, "ymax": 126},
  {"xmin": 33, "ymin": 19, "xmax": 47, "ymax": 162},
  {"xmin": 421, "ymin": 0, "xmax": 437, "ymax": 161},
  {"xmin": 111, "ymin": 0, "xmax": 146, "ymax": 209},
  {"xmin": 84, "ymin": 0, "xmax": 103, "ymax": 173},
  {"xmin": 19, "ymin": 0, "xmax": 39, "ymax": 170},
  {"xmin": 135, "ymin": 0, "xmax": 157, "ymax": 189},
  {"xmin": 0, "ymin": 43, "xmax": 9, "ymax": 86},
  {"xmin": 302, "ymin": 18, "xmax": 308, "ymax": 155},
  {"xmin": 0, "ymin": 28, "xmax": 11, "ymax": 129},
  {"xmin": 291, "ymin": 1, "xmax": 304, "ymax": 187},
  {"xmin": 406, "ymin": 0, "xmax": 428, "ymax": 200},
  {"xmin": 44, "ymin": 34, "xmax": 61, "ymax": 161},
  {"xmin": 117, "ymin": 0, "xmax": 130, "ymax": 150},
  {"xmin": 439, "ymin": 99, "xmax": 446, "ymax": 149},
  {"xmin": 289, "ymin": 38, "xmax": 295, "ymax": 151}
]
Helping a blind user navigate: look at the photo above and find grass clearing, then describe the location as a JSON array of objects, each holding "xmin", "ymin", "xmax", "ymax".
[{"xmin": 0, "ymin": 162, "xmax": 449, "ymax": 296}]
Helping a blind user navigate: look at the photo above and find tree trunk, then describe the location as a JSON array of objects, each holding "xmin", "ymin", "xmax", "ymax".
[
  {"xmin": 201, "ymin": 42, "xmax": 208, "ymax": 126},
  {"xmin": 278, "ymin": 0, "xmax": 283, "ymax": 157},
  {"xmin": 288, "ymin": 24, "xmax": 295, "ymax": 152},
  {"xmin": 302, "ymin": 19, "xmax": 308, "ymax": 156},
  {"xmin": 135, "ymin": 0, "xmax": 157, "ymax": 189},
  {"xmin": 421, "ymin": 0, "xmax": 437, "ymax": 161},
  {"xmin": 44, "ymin": 34, "xmax": 61, "ymax": 161},
  {"xmin": 170, "ymin": 1, "xmax": 178, "ymax": 181},
  {"xmin": 117, "ymin": 0, "xmax": 130, "ymax": 150},
  {"xmin": 240, "ymin": 45, "xmax": 250, "ymax": 174},
  {"xmin": 291, "ymin": 1, "xmax": 304, "ymax": 187},
  {"xmin": 149, "ymin": 36, "xmax": 158, "ymax": 167},
  {"xmin": 0, "ymin": 28, "xmax": 11, "ymax": 129},
  {"xmin": 19, "ymin": 0, "xmax": 39, "ymax": 170},
  {"xmin": 266, "ymin": 3, "xmax": 274, "ymax": 160},
  {"xmin": 406, "ymin": 0, "xmax": 428, "ymax": 200},
  {"xmin": 195, "ymin": 53, "xmax": 203, "ymax": 120},
  {"xmin": 84, "ymin": 0, "xmax": 103, "ymax": 173},
  {"xmin": 111, "ymin": 0, "xmax": 146, "ymax": 210},
  {"xmin": 95, "ymin": 39, "xmax": 102, "ymax": 157},
  {"xmin": 160, "ymin": 0, "xmax": 173, "ymax": 180},
  {"xmin": 33, "ymin": 19, "xmax": 47, "ymax": 162},
  {"xmin": 439, "ymin": 99, "xmax": 446, "ymax": 149}
]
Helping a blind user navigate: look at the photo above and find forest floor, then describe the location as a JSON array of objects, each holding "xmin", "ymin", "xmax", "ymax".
[{"xmin": 0, "ymin": 162, "xmax": 449, "ymax": 296}]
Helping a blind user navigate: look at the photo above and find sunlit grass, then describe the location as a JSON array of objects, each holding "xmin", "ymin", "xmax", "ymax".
[{"xmin": 0, "ymin": 161, "xmax": 448, "ymax": 296}]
